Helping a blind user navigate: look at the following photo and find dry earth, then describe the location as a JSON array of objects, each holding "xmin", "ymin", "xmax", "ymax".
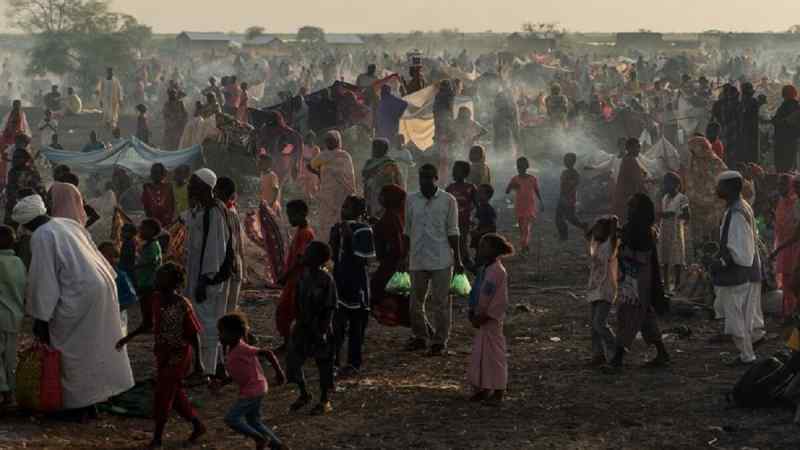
[{"xmin": 0, "ymin": 109, "xmax": 798, "ymax": 450}]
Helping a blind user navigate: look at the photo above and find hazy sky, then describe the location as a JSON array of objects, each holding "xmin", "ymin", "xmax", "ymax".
[{"xmin": 7, "ymin": 0, "xmax": 800, "ymax": 34}]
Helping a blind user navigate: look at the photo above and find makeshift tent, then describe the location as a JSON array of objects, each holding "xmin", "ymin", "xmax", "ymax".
[
  {"xmin": 40, "ymin": 137, "xmax": 203, "ymax": 176},
  {"xmin": 252, "ymin": 81, "xmax": 367, "ymax": 133},
  {"xmin": 398, "ymin": 85, "xmax": 474, "ymax": 151}
]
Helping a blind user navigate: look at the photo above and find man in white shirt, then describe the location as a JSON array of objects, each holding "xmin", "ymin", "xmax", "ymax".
[
  {"xmin": 712, "ymin": 170, "xmax": 766, "ymax": 365},
  {"xmin": 403, "ymin": 164, "xmax": 463, "ymax": 356}
]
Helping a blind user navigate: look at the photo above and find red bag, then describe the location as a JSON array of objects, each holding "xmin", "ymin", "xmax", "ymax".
[{"xmin": 16, "ymin": 342, "xmax": 63, "ymax": 412}]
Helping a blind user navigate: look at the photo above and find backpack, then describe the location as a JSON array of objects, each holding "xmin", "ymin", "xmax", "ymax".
[
  {"xmin": 729, "ymin": 353, "xmax": 795, "ymax": 409},
  {"xmin": 199, "ymin": 202, "xmax": 236, "ymax": 286}
]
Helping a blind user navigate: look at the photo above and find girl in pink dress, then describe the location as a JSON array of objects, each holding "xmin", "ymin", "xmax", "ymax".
[
  {"xmin": 467, "ymin": 233, "xmax": 513, "ymax": 405},
  {"xmin": 505, "ymin": 157, "xmax": 543, "ymax": 254}
]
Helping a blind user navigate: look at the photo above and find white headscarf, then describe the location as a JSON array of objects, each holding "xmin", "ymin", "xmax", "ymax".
[{"xmin": 12, "ymin": 194, "xmax": 47, "ymax": 225}]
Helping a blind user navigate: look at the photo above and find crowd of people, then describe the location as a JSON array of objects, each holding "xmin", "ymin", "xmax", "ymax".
[{"xmin": 0, "ymin": 41, "xmax": 799, "ymax": 449}]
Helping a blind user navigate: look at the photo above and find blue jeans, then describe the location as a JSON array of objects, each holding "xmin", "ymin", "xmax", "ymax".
[{"xmin": 224, "ymin": 396, "xmax": 281, "ymax": 443}]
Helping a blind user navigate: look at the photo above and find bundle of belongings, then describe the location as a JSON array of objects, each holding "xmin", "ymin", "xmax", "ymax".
[{"xmin": 729, "ymin": 346, "xmax": 800, "ymax": 424}]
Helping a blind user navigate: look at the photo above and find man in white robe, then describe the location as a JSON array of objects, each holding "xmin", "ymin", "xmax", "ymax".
[
  {"xmin": 14, "ymin": 195, "xmax": 134, "ymax": 411},
  {"xmin": 712, "ymin": 171, "xmax": 766, "ymax": 365},
  {"xmin": 184, "ymin": 168, "xmax": 230, "ymax": 376},
  {"xmin": 97, "ymin": 67, "xmax": 123, "ymax": 129}
]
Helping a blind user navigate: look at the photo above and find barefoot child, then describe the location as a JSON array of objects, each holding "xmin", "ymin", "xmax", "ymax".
[
  {"xmin": 214, "ymin": 313, "xmax": 287, "ymax": 450},
  {"xmin": 556, "ymin": 153, "xmax": 586, "ymax": 241},
  {"xmin": 586, "ymin": 216, "xmax": 619, "ymax": 366},
  {"xmin": 116, "ymin": 263, "xmax": 206, "ymax": 448},
  {"xmin": 286, "ymin": 241, "xmax": 337, "ymax": 415},
  {"xmin": 126, "ymin": 219, "xmax": 163, "ymax": 340},
  {"xmin": 467, "ymin": 233, "xmax": 513, "ymax": 405},
  {"xmin": 506, "ymin": 157, "xmax": 542, "ymax": 254},
  {"xmin": 447, "ymin": 161, "xmax": 478, "ymax": 267},
  {"xmin": 0, "ymin": 225, "xmax": 25, "ymax": 406},
  {"xmin": 658, "ymin": 172, "xmax": 689, "ymax": 292},
  {"xmin": 276, "ymin": 200, "xmax": 315, "ymax": 348},
  {"xmin": 331, "ymin": 196, "xmax": 375, "ymax": 377}
]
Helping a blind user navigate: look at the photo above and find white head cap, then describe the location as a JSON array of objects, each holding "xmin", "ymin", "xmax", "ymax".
[
  {"xmin": 11, "ymin": 194, "xmax": 47, "ymax": 225},
  {"xmin": 193, "ymin": 168, "xmax": 217, "ymax": 189}
]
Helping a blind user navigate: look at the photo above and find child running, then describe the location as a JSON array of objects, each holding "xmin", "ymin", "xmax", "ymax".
[
  {"xmin": 0, "ymin": 225, "xmax": 25, "ymax": 406},
  {"xmin": 658, "ymin": 172, "xmax": 689, "ymax": 292},
  {"xmin": 506, "ymin": 157, "xmax": 542, "ymax": 254},
  {"xmin": 585, "ymin": 216, "xmax": 619, "ymax": 366},
  {"xmin": 556, "ymin": 152, "xmax": 586, "ymax": 241},
  {"xmin": 447, "ymin": 161, "xmax": 478, "ymax": 267},
  {"xmin": 331, "ymin": 196, "xmax": 375, "ymax": 377},
  {"xmin": 286, "ymin": 241, "xmax": 338, "ymax": 416},
  {"xmin": 214, "ymin": 313, "xmax": 287, "ymax": 450},
  {"xmin": 116, "ymin": 263, "xmax": 206, "ymax": 449},
  {"xmin": 467, "ymin": 233, "xmax": 513, "ymax": 405}
]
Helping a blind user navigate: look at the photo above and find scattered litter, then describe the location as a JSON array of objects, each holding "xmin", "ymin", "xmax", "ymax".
[{"xmin": 549, "ymin": 337, "xmax": 561, "ymax": 343}]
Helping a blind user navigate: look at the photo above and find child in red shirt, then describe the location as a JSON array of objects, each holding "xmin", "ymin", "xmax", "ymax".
[
  {"xmin": 116, "ymin": 262, "xmax": 206, "ymax": 449},
  {"xmin": 214, "ymin": 313, "xmax": 287, "ymax": 450},
  {"xmin": 446, "ymin": 161, "xmax": 478, "ymax": 267},
  {"xmin": 276, "ymin": 199, "xmax": 316, "ymax": 348}
]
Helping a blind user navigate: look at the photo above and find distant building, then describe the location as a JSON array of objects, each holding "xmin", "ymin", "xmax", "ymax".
[
  {"xmin": 177, "ymin": 32, "xmax": 237, "ymax": 57},
  {"xmin": 324, "ymin": 34, "xmax": 366, "ymax": 48},
  {"xmin": 242, "ymin": 35, "xmax": 288, "ymax": 56}
]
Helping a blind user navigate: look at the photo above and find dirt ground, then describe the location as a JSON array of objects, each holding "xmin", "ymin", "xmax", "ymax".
[
  {"xmin": 1, "ymin": 207, "xmax": 799, "ymax": 450},
  {"xmin": 1, "ymin": 109, "xmax": 799, "ymax": 449}
]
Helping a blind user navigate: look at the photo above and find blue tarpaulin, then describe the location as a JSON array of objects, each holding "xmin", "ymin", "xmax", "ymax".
[{"xmin": 40, "ymin": 137, "xmax": 203, "ymax": 176}]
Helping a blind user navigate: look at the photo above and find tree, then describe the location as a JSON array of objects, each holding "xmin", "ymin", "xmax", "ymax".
[
  {"xmin": 6, "ymin": 0, "xmax": 152, "ymax": 93},
  {"xmin": 297, "ymin": 26, "xmax": 325, "ymax": 44},
  {"xmin": 5, "ymin": 0, "xmax": 112, "ymax": 33},
  {"xmin": 521, "ymin": 22, "xmax": 565, "ymax": 38},
  {"xmin": 245, "ymin": 26, "xmax": 265, "ymax": 41}
]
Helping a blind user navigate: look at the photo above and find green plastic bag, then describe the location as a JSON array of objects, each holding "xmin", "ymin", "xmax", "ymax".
[
  {"xmin": 450, "ymin": 273, "xmax": 472, "ymax": 297},
  {"xmin": 386, "ymin": 272, "xmax": 411, "ymax": 295}
]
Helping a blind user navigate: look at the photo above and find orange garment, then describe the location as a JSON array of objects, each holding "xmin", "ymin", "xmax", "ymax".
[{"xmin": 509, "ymin": 174, "xmax": 540, "ymax": 219}]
